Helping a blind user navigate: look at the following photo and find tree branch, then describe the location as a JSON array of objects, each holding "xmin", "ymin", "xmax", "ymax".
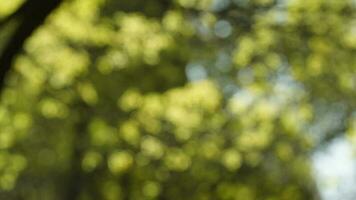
[{"xmin": 0, "ymin": 0, "xmax": 63, "ymax": 93}]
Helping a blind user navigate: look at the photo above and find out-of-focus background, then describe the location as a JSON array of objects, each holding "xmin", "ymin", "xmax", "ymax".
[{"xmin": 0, "ymin": 0, "xmax": 355, "ymax": 199}]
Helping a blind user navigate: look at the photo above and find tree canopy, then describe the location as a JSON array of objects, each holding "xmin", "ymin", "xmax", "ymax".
[{"xmin": 0, "ymin": 0, "xmax": 355, "ymax": 199}]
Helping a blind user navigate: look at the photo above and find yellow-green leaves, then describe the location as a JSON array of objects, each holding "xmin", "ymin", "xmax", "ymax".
[
  {"xmin": 25, "ymin": 28, "xmax": 90, "ymax": 88},
  {"xmin": 118, "ymin": 89, "xmax": 143, "ymax": 111},
  {"xmin": 108, "ymin": 151, "xmax": 133, "ymax": 174},
  {"xmin": 1, "ymin": 0, "xmax": 354, "ymax": 198},
  {"xmin": 141, "ymin": 136, "xmax": 164, "ymax": 160},
  {"xmin": 164, "ymin": 148, "xmax": 191, "ymax": 171},
  {"xmin": 0, "ymin": 153, "xmax": 26, "ymax": 191},
  {"xmin": 0, "ymin": 132, "xmax": 14, "ymax": 149},
  {"xmin": 119, "ymin": 120, "xmax": 141, "ymax": 146},
  {"xmin": 163, "ymin": 11, "xmax": 194, "ymax": 36},
  {"xmin": 39, "ymin": 98, "xmax": 68, "ymax": 118},
  {"xmin": 176, "ymin": 0, "xmax": 212, "ymax": 10},
  {"xmin": 114, "ymin": 14, "xmax": 173, "ymax": 65},
  {"xmin": 82, "ymin": 151, "xmax": 102, "ymax": 172},
  {"xmin": 0, "ymin": 0, "xmax": 24, "ymax": 18},
  {"xmin": 77, "ymin": 82, "xmax": 98, "ymax": 105},
  {"xmin": 142, "ymin": 181, "xmax": 161, "ymax": 198},
  {"xmin": 89, "ymin": 119, "xmax": 116, "ymax": 147},
  {"xmin": 221, "ymin": 149, "xmax": 242, "ymax": 171}
]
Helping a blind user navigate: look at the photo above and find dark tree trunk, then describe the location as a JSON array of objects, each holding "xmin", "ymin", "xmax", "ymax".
[{"xmin": 0, "ymin": 0, "xmax": 63, "ymax": 93}]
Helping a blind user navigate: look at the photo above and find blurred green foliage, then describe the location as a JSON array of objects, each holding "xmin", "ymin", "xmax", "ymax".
[{"xmin": 0, "ymin": 0, "xmax": 355, "ymax": 199}]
